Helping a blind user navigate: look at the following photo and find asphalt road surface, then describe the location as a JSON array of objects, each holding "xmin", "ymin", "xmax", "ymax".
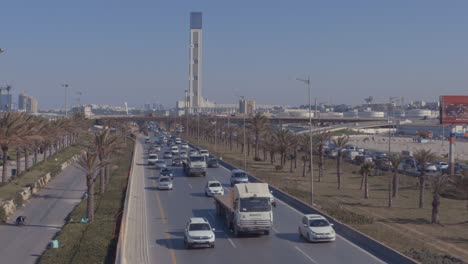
[
  {"xmin": 123, "ymin": 135, "xmax": 385, "ymax": 264},
  {"xmin": 0, "ymin": 165, "xmax": 86, "ymax": 264}
]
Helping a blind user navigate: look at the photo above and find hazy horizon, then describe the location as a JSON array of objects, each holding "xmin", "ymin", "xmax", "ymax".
[{"xmin": 1, "ymin": 1, "xmax": 467, "ymax": 109}]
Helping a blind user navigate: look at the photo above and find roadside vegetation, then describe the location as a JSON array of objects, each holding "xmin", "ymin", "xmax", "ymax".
[
  {"xmin": 177, "ymin": 114, "xmax": 468, "ymax": 264},
  {"xmin": 39, "ymin": 126, "xmax": 133, "ymax": 264}
]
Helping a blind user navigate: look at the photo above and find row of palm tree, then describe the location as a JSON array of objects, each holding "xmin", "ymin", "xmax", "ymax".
[
  {"xmin": 181, "ymin": 114, "xmax": 462, "ymax": 224},
  {"xmin": 0, "ymin": 113, "xmax": 86, "ymax": 184},
  {"xmin": 75, "ymin": 126, "xmax": 126, "ymax": 223}
]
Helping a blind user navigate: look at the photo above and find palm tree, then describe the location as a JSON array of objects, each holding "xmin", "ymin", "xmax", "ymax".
[
  {"xmin": 430, "ymin": 174, "xmax": 454, "ymax": 224},
  {"xmin": 414, "ymin": 149, "xmax": 438, "ymax": 208},
  {"xmin": 251, "ymin": 114, "xmax": 269, "ymax": 161},
  {"xmin": 93, "ymin": 129, "xmax": 120, "ymax": 193},
  {"xmin": 75, "ymin": 149, "xmax": 106, "ymax": 223},
  {"xmin": 314, "ymin": 132, "xmax": 331, "ymax": 182},
  {"xmin": 273, "ymin": 129, "xmax": 294, "ymax": 168},
  {"xmin": 298, "ymin": 134, "xmax": 311, "ymax": 177},
  {"xmin": 359, "ymin": 162, "xmax": 374, "ymax": 199},
  {"xmin": 0, "ymin": 113, "xmax": 33, "ymax": 183},
  {"xmin": 388, "ymin": 153, "xmax": 401, "ymax": 200},
  {"xmin": 332, "ymin": 135, "xmax": 349, "ymax": 190}
]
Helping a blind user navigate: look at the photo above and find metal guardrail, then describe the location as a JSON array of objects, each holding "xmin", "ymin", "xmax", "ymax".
[
  {"xmin": 115, "ymin": 136, "xmax": 137, "ymax": 264},
  {"xmin": 188, "ymin": 143, "xmax": 417, "ymax": 264}
]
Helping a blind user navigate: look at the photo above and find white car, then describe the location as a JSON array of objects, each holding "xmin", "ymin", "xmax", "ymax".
[
  {"xmin": 148, "ymin": 153, "xmax": 159, "ymax": 164},
  {"xmin": 436, "ymin": 161, "xmax": 449, "ymax": 171},
  {"xmin": 205, "ymin": 181, "xmax": 224, "ymax": 196},
  {"xmin": 189, "ymin": 149, "xmax": 198, "ymax": 156},
  {"xmin": 199, "ymin": 149, "xmax": 209, "ymax": 157},
  {"xmin": 155, "ymin": 160, "xmax": 167, "ymax": 169},
  {"xmin": 184, "ymin": 218, "xmax": 215, "ymax": 249},
  {"xmin": 163, "ymin": 151, "xmax": 173, "ymax": 159},
  {"xmin": 298, "ymin": 214, "xmax": 336, "ymax": 242},
  {"xmin": 157, "ymin": 176, "xmax": 173, "ymax": 190},
  {"xmin": 181, "ymin": 143, "xmax": 189, "ymax": 149},
  {"xmin": 179, "ymin": 151, "xmax": 188, "ymax": 159},
  {"xmin": 171, "ymin": 146, "xmax": 179, "ymax": 155}
]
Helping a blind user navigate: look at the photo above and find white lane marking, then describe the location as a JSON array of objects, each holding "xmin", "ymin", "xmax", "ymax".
[
  {"xmin": 207, "ymin": 211, "xmax": 236, "ymax": 249},
  {"xmin": 276, "ymin": 198, "xmax": 384, "ymax": 263},
  {"xmin": 272, "ymin": 226, "xmax": 279, "ymax": 233},
  {"xmin": 295, "ymin": 246, "xmax": 319, "ymax": 264},
  {"xmin": 188, "ymin": 183, "xmax": 192, "ymax": 189}
]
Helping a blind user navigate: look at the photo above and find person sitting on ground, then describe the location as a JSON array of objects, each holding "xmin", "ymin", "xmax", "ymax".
[{"xmin": 15, "ymin": 215, "xmax": 26, "ymax": 225}]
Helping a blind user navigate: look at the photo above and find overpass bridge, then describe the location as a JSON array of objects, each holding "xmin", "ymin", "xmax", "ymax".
[{"xmin": 91, "ymin": 114, "xmax": 386, "ymax": 126}]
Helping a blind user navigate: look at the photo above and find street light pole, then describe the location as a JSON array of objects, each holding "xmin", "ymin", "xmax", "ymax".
[
  {"xmin": 197, "ymin": 113, "xmax": 200, "ymax": 144},
  {"xmin": 297, "ymin": 77, "xmax": 314, "ymax": 205},
  {"xmin": 62, "ymin": 84, "xmax": 69, "ymax": 117}
]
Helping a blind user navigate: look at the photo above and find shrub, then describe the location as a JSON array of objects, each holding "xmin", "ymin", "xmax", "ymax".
[
  {"xmin": 0, "ymin": 207, "xmax": 6, "ymax": 223},
  {"xmin": 321, "ymin": 203, "xmax": 374, "ymax": 225},
  {"xmin": 405, "ymin": 248, "xmax": 463, "ymax": 264},
  {"xmin": 275, "ymin": 165, "xmax": 283, "ymax": 171},
  {"xmin": 253, "ymin": 157, "xmax": 262, "ymax": 162}
]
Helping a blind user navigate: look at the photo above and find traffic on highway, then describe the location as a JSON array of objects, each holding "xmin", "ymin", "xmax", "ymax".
[{"xmin": 125, "ymin": 124, "xmax": 385, "ymax": 264}]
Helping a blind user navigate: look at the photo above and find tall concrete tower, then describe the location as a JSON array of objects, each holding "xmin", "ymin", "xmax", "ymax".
[{"xmin": 189, "ymin": 12, "xmax": 203, "ymax": 112}]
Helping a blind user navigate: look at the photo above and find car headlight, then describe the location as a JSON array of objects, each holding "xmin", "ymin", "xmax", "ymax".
[{"xmin": 208, "ymin": 234, "xmax": 213, "ymax": 239}]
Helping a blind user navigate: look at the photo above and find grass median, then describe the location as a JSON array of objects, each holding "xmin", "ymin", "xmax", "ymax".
[
  {"xmin": 39, "ymin": 141, "xmax": 134, "ymax": 264},
  {"xmin": 185, "ymin": 135, "xmax": 468, "ymax": 264}
]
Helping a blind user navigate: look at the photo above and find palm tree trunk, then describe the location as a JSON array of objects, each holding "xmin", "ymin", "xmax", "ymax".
[
  {"xmin": 16, "ymin": 148, "xmax": 21, "ymax": 177},
  {"xmin": 99, "ymin": 169, "xmax": 105, "ymax": 193},
  {"xmin": 302, "ymin": 158, "xmax": 306, "ymax": 177},
  {"xmin": 105, "ymin": 165, "xmax": 110, "ymax": 186},
  {"xmin": 294, "ymin": 150, "xmax": 297, "ymax": 169},
  {"xmin": 319, "ymin": 153, "xmax": 324, "ymax": 182},
  {"xmin": 289, "ymin": 158, "xmax": 293, "ymax": 173},
  {"xmin": 337, "ymin": 156, "xmax": 342, "ymax": 190},
  {"xmin": 431, "ymin": 192, "xmax": 440, "ymax": 223},
  {"xmin": 87, "ymin": 178, "xmax": 95, "ymax": 223},
  {"xmin": 34, "ymin": 150, "xmax": 38, "ymax": 165},
  {"xmin": 388, "ymin": 179, "xmax": 393, "ymax": 207},
  {"xmin": 364, "ymin": 173, "xmax": 369, "ymax": 199},
  {"xmin": 1, "ymin": 148, "xmax": 8, "ymax": 184},
  {"xmin": 255, "ymin": 137, "xmax": 259, "ymax": 159},
  {"xmin": 360, "ymin": 174, "xmax": 365, "ymax": 190},
  {"xmin": 43, "ymin": 146, "xmax": 47, "ymax": 161},
  {"xmin": 419, "ymin": 175, "xmax": 425, "ymax": 208},
  {"xmin": 392, "ymin": 172, "xmax": 398, "ymax": 197},
  {"xmin": 24, "ymin": 148, "xmax": 29, "ymax": 171}
]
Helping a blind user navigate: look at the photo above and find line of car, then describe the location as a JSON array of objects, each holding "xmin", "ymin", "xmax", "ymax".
[{"xmin": 144, "ymin": 127, "xmax": 337, "ymax": 249}]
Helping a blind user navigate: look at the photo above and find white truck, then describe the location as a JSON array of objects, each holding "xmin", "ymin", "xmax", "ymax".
[
  {"xmin": 183, "ymin": 154, "xmax": 207, "ymax": 177},
  {"xmin": 214, "ymin": 183, "xmax": 273, "ymax": 237}
]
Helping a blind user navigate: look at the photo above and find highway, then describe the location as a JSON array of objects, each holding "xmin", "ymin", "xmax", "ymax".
[
  {"xmin": 0, "ymin": 165, "xmax": 86, "ymax": 264},
  {"xmin": 122, "ymin": 135, "xmax": 385, "ymax": 264}
]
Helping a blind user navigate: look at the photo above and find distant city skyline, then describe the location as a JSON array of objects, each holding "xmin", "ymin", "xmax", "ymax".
[{"xmin": 1, "ymin": 1, "xmax": 467, "ymax": 109}]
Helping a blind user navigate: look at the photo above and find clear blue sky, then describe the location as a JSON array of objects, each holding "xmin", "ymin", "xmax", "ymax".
[{"xmin": 1, "ymin": 0, "xmax": 467, "ymax": 110}]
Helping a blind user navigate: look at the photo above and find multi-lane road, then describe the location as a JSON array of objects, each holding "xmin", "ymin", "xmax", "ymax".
[{"xmin": 122, "ymin": 135, "xmax": 385, "ymax": 264}]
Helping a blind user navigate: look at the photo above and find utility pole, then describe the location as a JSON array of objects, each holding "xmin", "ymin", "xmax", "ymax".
[
  {"xmin": 296, "ymin": 77, "xmax": 314, "ymax": 205},
  {"xmin": 185, "ymin": 90, "xmax": 189, "ymax": 138},
  {"xmin": 243, "ymin": 98, "xmax": 247, "ymax": 171}
]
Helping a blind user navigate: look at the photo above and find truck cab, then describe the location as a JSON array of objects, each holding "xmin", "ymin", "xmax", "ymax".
[{"xmin": 183, "ymin": 154, "xmax": 207, "ymax": 177}]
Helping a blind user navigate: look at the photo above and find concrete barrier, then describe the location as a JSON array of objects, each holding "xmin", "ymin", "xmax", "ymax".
[
  {"xmin": 115, "ymin": 138, "xmax": 137, "ymax": 264},
  {"xmin": 188, "ymin": 143, "xmax": 417, "ymax": 264}
]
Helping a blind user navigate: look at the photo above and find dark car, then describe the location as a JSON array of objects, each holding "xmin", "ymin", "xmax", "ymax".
[
  {"xmin": 207, "ymin": 158, "xmax": 219, "ymax": 168},
  {"xmin": 172, "ymin": 158, "xmax": 184, "ymax": 167},
  {"xmin": 161, "ymin": 168, "xmax": 174, "ymax": 179}
]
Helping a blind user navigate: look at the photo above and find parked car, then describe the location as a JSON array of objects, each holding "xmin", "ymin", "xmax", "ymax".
[
  {"xmin": 230, "ymin": 169, "xmax": 249, "ymax": 186},
  {"xmin": 157, "ymin": 176, "xmax": 173, "ymax": 190},
  {"xmin": 205, "ymin": 180, "xmax": 224, "ymax": 196},
  {"xmin": 207, "ymin": 158, "xmax": 219, "ymax": 168},
  {"xmin": 184, "ymin": 217, "xmax": 215, "ymax": 249},
  {"xmin": 375, "ymin": 158, "xmax": 392, "ymax": 171},
  {"xmin": 436, "ymin": 161, "xmax": 449, "ymax": 171},
  {"xmin": 298, "ymin": 214, "xmax": 336, "ymax": 242}
]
